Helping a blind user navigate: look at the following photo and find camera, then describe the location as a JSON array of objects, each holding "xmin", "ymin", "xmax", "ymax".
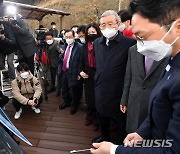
[
  {"xmin": 0, "ymin": 27, "xmax": 4, "ymax": 34},
  {"xmin": 35, "ymin": 28, "xmax": 47, "ymax": 48}
]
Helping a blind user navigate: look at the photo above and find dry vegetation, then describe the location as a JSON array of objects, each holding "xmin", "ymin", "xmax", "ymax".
[{"xmin": 20, "ymin": 0, "xmax": 130, "ymax": 30}]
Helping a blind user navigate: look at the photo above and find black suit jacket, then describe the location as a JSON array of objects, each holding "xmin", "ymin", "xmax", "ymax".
[
  {"xmin": 60, "ymin": 42, "xmax": 83, "ymax": 87},
  {"xmin": 79, "ymin": 43, "xmax": 95, "ymax": 75},
  {"xmin": 116, "ymin": 53, "xmax": 180, "ymax": 154},
  {"xmin": 94, "ymin": 32, "xmax": 136, "ymax": 116}
]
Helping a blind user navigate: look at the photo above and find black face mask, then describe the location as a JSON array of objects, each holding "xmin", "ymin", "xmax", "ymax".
[{"xmin": 87, "ymin": 34, "xmax": 98, "ymax": 42}]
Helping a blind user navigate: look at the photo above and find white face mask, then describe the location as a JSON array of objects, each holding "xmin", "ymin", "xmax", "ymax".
[
  {"xmin": 46, "ymin": 40, "xmax": 54, "ymax": 45},
  {"xmin": 20, "ymin": 72, "xmax": 29, "ymax": 79},
  {"xmin": 101, "ymin": 28, "xmax": 118, "ymax": 39},
  {"xmin": 52, "ymin": 25, "xmax": 56, "ymax": 29},
  {"xmin": 80, "ymin": 37, "xmax": 85, "ymax": 43},
  {"xmin": 66, "ymin": 38, "xmax": 74, "ymax": 45},
  {"xmin": 75, "ymin": 33, "xmax": 79, "ymax": 39},
  {"xmin": 119, "ymin": 24, "xmax": 126, "ymax": 32},
  {"xmin": 137, "ymin": 21, "xmax": 180, "ymax": 61}
]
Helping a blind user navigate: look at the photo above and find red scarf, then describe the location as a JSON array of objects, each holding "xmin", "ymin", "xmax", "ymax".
[{"xmin": 88, "ymin": 41, "xmax": 96, "ymax": 68}]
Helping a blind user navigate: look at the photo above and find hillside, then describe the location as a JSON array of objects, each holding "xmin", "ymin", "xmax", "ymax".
[
  {"xmin": 36, "ymin": 0, "xmax": 130, "ymax": 29},
  {"xmin": 7, "ymin": 0, "xmax": 130, "ymax": 30}
]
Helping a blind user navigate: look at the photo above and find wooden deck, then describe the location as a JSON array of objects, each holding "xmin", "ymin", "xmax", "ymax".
[{"xmin": 5, "ymin": 92, "xmax": 99, "ymax": 154}]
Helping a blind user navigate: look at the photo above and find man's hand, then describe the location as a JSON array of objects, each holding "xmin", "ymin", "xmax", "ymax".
[
  {"xmin": 28, "ymin": 100, "xmax": 37, "ymax": 106},
  {"xmin": 60, "ymin": 48, "xmax": 64, "ymax": 54},
  {"xmin": 0, "ymin": 34, "xmax": 5, "ymax": 40},
  {"xmin": 77, "ymin": 75, "xmax": 81, "ymax": 80},
  {"xmin": 120, "ymin": 105, "xmax": 127, "ymax": 113},
  {"xmin": 123, "ymin": 133, "xmax": 143, "ymax": 147},
  {"xmin": 80, "ymin": 71, "xmax": 89, "ymax": 79},
  {"xmin": 90, "ymin": 142, "xmax": 114, "ymax": 154}
]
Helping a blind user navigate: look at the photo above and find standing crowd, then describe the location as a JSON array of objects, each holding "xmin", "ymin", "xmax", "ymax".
[{"xmin": 0, "ymin": 0, "xmax": 179, "ymax": 153}]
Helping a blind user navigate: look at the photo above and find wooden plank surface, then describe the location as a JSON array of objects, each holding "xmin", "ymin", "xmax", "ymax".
[{"xmin": 5, "ymin": 92, "xmax": 98, "ymax": 153}]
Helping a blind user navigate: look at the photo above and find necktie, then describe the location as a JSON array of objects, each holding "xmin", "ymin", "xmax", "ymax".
[
  {"xmin": 145, "ymin": 57, "xmax": 154, "ymax": 74},
  {"xmin": 62, "ymin": 45, "xmax": 71, "ymax": 72}
]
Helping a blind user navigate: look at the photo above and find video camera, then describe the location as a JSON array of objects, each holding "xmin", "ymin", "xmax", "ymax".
[
  {"xmin": 35, "ymin": 28, "xmax": 47, "ymax": 48},
  {"xmin": 0, "ymin": 28, "xmax": 4, "ymax": 34}
]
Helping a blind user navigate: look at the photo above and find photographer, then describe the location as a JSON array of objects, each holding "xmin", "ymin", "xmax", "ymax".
[
  {"xmin": 0, "ymin": 25, "xmax": 17, "ymax": 55},
  {"xmin": 12, "ymin": 63, "xmax": 42, "ymax": 120},
  {"xmin": 0, "ymin": 23, "xmax": 16, "ymax": 79},
  {"xmin": 2, "ymin": 14, "xmax": 37, "ymax": 74},
  {"xmin": 35, "ymin": 25, "xmax": 48, "ymax": 47},
  {"xmin": 44, "ymin": 32, "xmax": 60, "ymax": 93}
]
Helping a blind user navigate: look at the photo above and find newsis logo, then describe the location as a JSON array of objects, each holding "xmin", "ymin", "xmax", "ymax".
[{"xmin": 125, "ymin": 139, "xmax": 173, "ymax": 148}]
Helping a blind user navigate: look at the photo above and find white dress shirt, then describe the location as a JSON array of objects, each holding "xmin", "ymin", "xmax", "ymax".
[{"xmin": 110, "ymin": 145, "xmax": 119, "ymax": 154}]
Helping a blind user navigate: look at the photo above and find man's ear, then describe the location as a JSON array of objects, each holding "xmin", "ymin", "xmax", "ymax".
[
  {"xmin": 127, "ymin": 20, "xmax": 131, "ymax": 25},
  {"xmin": 176, "ymin": 18, "xmax": 180, "ymax": 36}
]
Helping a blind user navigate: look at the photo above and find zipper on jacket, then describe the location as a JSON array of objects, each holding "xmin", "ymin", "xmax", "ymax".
[{"xmin": 24, "ymin": 79, "xmax": 30, "ymax": 98}]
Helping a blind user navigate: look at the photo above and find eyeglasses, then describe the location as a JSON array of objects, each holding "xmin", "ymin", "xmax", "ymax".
[
  {"xmin": 100, "ymin": 22, "xmax": 118, "ymax": 29},
  {"xmin": 135, "ymin": 27, "xmax": 164, "ymax": 44}
]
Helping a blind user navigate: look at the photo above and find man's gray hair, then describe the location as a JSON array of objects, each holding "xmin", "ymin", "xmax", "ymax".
[{"xmin": 100, "ymin": 10, "xmax": 120, "ymax": 23}]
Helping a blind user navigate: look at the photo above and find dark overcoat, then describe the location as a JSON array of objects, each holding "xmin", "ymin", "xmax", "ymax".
[{"xmin": 93, "ymin": 32, "xmax": 136, "ymax": 117}]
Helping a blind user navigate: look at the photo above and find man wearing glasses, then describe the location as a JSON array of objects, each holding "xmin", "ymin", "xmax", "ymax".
[
  {"xmin": 91, "ymin": 0, "xmax": 180, "ymax": 153},
  {"xmin": 92, "ymin": 10, "xmax": 136, "ymax": 144}
]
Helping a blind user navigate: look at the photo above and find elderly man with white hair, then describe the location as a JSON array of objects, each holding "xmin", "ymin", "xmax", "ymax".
[{"xmin": 92, "ymin": 10, "xmax": 136, "ymax": 144}]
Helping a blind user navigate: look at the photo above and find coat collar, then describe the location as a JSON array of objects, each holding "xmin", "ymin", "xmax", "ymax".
[
  {"xmin": 170, "ymin": 52, "xmax": 180, "ymax": 68},
  {"xmin": 136, "ymin": 51, "xmax": 146, "ymax": 78},
  {"xmin": 134, "ymin": 44, "xmax": 166, "ymax": 80},
  {"xmin": 99, "ymin": 31, "xmax": 123, "ymax": 45},
  {"xmin": 16, "ymin": 71, "xmax": 33, "ymax": 82},
  {"xmin": 69, "ymin": 42, "xmax": 79, "ymax": 61}
]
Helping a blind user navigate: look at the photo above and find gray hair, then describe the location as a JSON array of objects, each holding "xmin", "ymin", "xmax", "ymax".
[{"xmin": 100, "ymin": 10, "xmax": 120, "ymax": 23}]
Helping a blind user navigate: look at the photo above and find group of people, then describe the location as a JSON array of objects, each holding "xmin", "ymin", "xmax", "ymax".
[
  {"xmin": 90, "ymin": 0, "xmax": 180, "ymax": 153},
  {"xmin": 0, "ymin": 0, "xmax": 179, "ymax": 153}
]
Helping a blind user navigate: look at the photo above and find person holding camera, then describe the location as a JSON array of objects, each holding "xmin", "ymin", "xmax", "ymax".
[
  {"xmin": 44, "ymin": 32, "xmax": 60, "ymax": 93},
  {"xmin": 11, "ymin": 63, "xmax": 42, "ymax": 120},
  {"xmin": 2, "ymin": 14, "xmax": 37, "ymax": 74},
  {"xmin": 0, "ymin": 23, "xmax": 16, "ymax": 80},
  {"xmin": 0, "ymin": 23, "xmax": 17, "ymax": 55}
]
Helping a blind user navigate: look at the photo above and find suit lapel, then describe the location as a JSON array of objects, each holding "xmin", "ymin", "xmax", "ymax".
[
  {"xmin": 70, "ymin": 43, "xmax": 78, "ymax": 62},
  {"xmin": 99, "ymin": 37, "xmax": 107, "ymax": 64},
  {"xmin": 145, "ymin": 58, "xmax": 169, "ymax": 80},
  {"xmin": 136, "ymin": 51, "xmax": 146, "ymax": 78},
  {"xmin": 144, "ymin": 61, "xmax": 161, "ymax": 79}
]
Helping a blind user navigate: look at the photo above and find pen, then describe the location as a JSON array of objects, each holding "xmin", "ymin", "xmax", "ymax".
[{"xmin": 70, "ymin": 149, "xmax": 91, "ymax": 153}]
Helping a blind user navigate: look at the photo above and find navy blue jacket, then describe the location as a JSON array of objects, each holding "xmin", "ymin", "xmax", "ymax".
[
  {"xmin": 59, "ymin": 42, "xmax": 83, "ymax": 87},
  {"xmin": 116, "ymin": 53, "xmax": 180, "ymax": 153},
  {"xmin": 94, "ymin": 32, "xmax": 136, "ymax": 117}
]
